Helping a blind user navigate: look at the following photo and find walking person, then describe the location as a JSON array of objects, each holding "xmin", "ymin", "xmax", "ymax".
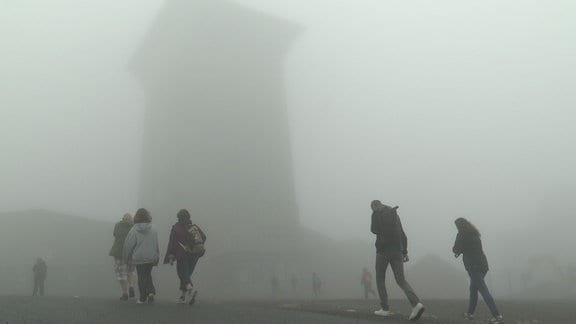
[
  {"xmin": 370, "ymin": 200, "xmax": 425, "ymax": 321},
  {"xmin": 32, "ymin": 257, "xmax": 47, "ymax": 296},
  {"xmin": 361, "ymin": 267, "xmax": 377, "ymax": 299},
  {"xmin": 312, "ymin": 272, "xmax": 321, "ymax": 297},
  {"xmin": 164, "ymin": 209, "xmax": 206, "ymax": 305},
  {"xmin": 109, "ymin": 213, "xmax": 136, "ymax": 300},
  {"xmin": 453, "ymin": 218, "xmax": 504, "ymax": 324},
  {"xmin": 123, "ymin": 208, "xmax": 160, "ymax": 304}
]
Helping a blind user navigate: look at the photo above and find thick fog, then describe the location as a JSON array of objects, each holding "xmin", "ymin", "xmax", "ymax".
[{"xmin": 1, "ymin": 0, "xmax": 575, "ymax": 299}]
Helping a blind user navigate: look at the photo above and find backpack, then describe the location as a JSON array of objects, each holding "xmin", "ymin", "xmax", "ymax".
[{"xmin": 183, "ymin": 223, "xmax": 206, "ymax": 257}]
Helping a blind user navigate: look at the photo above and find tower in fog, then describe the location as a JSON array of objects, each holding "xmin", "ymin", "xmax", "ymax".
[{"xmin": 132, "ymin": 0, "xmax": 300, "ymax": 254}]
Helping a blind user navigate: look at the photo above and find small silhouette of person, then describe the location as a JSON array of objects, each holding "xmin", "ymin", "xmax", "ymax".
[
  {"xmin": 312, "ymin": 272, "xmax": 321, "ymax": 297},
  {"xmin": 290, "ymin": 274, "xmax": 298, "ymax": 292},
  {"xmin": 361, "ymin": 267, "xmax": 377, "ymax": 299},
  {"xmin": 33, "ymin": 258, "xmax": 47, "ymax": 296}
]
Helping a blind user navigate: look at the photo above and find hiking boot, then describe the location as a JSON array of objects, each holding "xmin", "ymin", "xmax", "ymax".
[
  {"xmin": 409, "ymin": 303, "xmax": 425, "ymax": 321},
  {"xmin": 128, "ymin": 287, "xmax": 135, "ymax": 299},
  {"xmin": 374, "ymin": 309, "xmax": 395, "ymax": 317},
  {"xmin": 488, "ymin": 316, "xmax": 504, "ymax": 324},
  {"xmin": 119, "ymin": 293, "xmax": 129, "ymax": 301},
  {"xmin": 463, "ymin": 313, "xmax": 474, "ymax": 320},
  {"xmin": 147, "ymin": 293, "xmax": 155, "ymax": 304}
]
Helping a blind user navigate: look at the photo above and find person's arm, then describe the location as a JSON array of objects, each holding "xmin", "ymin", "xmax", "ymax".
[
  {"xmin": 370, "ymin": 212, "xmax": 380, "ymax": 235},
  {"xmin": 452, "ymin": 233, "xmax": 463, "ymax": 257},
  {"xmin": 113, "ymin": 223, "xmax": 120, "ymax": 238},
  {"xmin": 122, "ymin": 229, "xmax": 136, "ymax": 264},
  {"xmin": 163, "ymin": 227, "xmax": 177, "ymax": 264},
  {"xmin": 395, "ymin": 212, "xmax": 408, "ymax": 256}
]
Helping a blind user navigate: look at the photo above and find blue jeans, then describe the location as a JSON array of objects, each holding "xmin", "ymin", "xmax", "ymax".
[
  {"xmin": 468, "ymin": 271, "xmax": 500, "ymax": 317},
  {"xmin": 176, "ymin": 257, "xmax": 199, "ymax": 291}
]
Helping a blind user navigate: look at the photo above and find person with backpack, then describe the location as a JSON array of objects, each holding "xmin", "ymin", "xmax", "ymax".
[
  {"xmin": 32, "ymin": 257, "xmax": 47, "ymax": 296},
  {"xmin": 370, "ymin": 200, "xmax": 425, "ymax": 321},
  {"xmin": 164, "ymin": 209, "xmax": 206, "ymax": 304},
  {"xmin": 123, "ymin": 208, "xmax": 160, "ymax": 304},
  {"xmin": 453, "ymin": 218, "xmax": 504, "ymax": 324},
  {"xmin": 109, "ymin": 213, "xmax": 135, "ymax": 301}
]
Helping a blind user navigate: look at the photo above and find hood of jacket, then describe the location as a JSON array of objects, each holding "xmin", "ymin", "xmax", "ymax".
[{"xmin": 134, "ymin": 223, "xmax": 152, "ymax": 233}]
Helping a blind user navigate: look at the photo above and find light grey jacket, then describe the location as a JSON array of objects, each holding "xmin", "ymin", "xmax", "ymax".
[{"xmin": 122, "ymin": 223, "xmax": 160, "ymax": 265}]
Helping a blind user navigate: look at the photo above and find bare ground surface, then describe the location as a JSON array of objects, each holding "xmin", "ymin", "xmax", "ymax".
[{"xmin": 0, "ymin": 296, "xmax": 572, "ymax": 324}]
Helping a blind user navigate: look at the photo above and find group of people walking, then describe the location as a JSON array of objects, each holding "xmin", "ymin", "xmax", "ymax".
[
  {"xmin": 104, "ymin": 200, "xmax": 502, "ymax": 323},
  {"xmin": 370, "ymin": 200, "xmax": 504, "ymax": 323},
  {"xmin": 108, "ymin": 208, "xmax": 206, "ymax": 305}
]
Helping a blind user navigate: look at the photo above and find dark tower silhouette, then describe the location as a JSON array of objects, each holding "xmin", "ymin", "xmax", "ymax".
[{"xmin": 132, "ymin": 0, "xmax": 300, "ymax": 258}]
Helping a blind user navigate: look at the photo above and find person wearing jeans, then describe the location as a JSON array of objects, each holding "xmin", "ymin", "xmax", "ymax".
[
  {"xmin": 453, "ymin": 218, "xmax": 504, "ymax": 324},
  {"xmin": 370, "ymin": 200, "xmax": 425, "ymax": 321},
  {"xmin": 164, "ymin": 209, "xmax": 205, "ymax": 304},
  {"xmin": 123, "ymin": 208, "xmax": 160, "ymax": 304}
]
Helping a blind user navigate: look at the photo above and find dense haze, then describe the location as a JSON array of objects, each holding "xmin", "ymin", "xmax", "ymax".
[{"xmin": 1, "ymin": 0, "xmax": 575, "ymax": 298}]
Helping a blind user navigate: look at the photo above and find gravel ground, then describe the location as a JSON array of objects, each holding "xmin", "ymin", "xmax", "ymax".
[{"xmin": 0, "ymin": 296, "xmax": 572, "ymax": 324}]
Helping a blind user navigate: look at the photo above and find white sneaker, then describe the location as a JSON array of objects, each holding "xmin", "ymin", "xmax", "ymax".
[
  {"xmin": 409, "ymin": 303, "xmax": 425, "ymax": 321},
  {"xmin": 374, "ymin": 309, "xmax": 395, "ymax": 317},
  {"xmin": 136, "ymin": 299, "xmax": 146, "ymax": 304}
]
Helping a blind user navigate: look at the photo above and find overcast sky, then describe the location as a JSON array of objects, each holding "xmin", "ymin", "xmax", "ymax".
[{"xmin": 1, "ymin": 0, "xmax": 575, "ymax": 269}]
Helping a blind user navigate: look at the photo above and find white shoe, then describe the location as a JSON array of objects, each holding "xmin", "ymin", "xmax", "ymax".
[
  {"xmin": 136, "ymin": 299, "xmax": 146, "ymax": 304},
  {"xmin": 409, "ymin": 303, "xmax": 425, "ymax": 321},
  {"xmin": 374, "ymin": 309, "xmax": 394, "ymax": 317}
]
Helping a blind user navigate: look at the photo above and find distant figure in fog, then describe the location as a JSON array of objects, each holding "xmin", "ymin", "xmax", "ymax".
[
  {"xmin": 453, "ymin": 218, "xmax": 504, "ymax": 324},
  {"xmin": 164, "ymin": 209, "xmax": 206, "ymax": 305},
  {"xmin": 312, "ymin": 272, "xmax": 321, "ymax": 297},
  {"xmin": 32, "ymin": 257, "xmax": 47, "ymax": 296},
  {"xmin": 290, "ymin": 274, "xmax": 298, "ymax": 292},
  {"xmin": 109, "ymin": 213, "xmax": 135, "ymax": 301},
  {"xmin": 361, "ymin": 267, "xmax": 377, "ymax": 299},
  {"xmin": 123, "ymin": 208, "xmax": 159, "ymax": 304},
  {"xmin": 370, "ymin": 200, "xmax": 425, "ymax": 321},
  {"xmin": 270, "ymin": 274, "xmax": 279, "ymax": 296}
]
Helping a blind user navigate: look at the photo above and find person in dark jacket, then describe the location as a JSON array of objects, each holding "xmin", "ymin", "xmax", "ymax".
[
  {"xmin": 370, "ymin": 200, "xmax": 425, "ymax": 321},
  {"xmin": 453, "ymin": 218, "xmax": 504, "ymax": 324},
  {"xmin": 164, "ymin": 209, "xmax": 206, "ymax": 304},
  {"xmin": 109, "ymin": 213, "xmax": 135, "ymax": 300},
  {"xmin": 32, "ymin": 257, "xmax": 47, "ymax": 296}
]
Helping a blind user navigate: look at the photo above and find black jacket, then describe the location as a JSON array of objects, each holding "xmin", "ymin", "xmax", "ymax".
[
  {"xmin": 453, "ymin": 232, "xmax": 489, "ymax": 273},
  {"xmin": 370, "ymin": 205, "xmax": 408, "ymax": 255}
]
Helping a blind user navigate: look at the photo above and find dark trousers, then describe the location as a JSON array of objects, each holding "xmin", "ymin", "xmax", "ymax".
[
  {"xmin": 468, "ymin": 271, "xmax": 500, "ymax": 317},
  {"xmin": 33, "ymin": 276, "xmax": 45, "ymax": 296},
  {"xmin": 176, "ymin": 257, "xmax": 199, "ymax": 291},
  {"xmin": 375, "ymin": 252, "xmax": 420, "ymax": 310},
  {"xmin": 136, "ymin": 264, "xmax": 156, "ymax": 301}
]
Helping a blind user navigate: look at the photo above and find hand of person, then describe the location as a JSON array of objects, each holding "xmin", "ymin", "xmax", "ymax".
[
  {"xmin": 403, "ymin": 254, "xmax": 410, "ymax": 263},
  {"xmin": 454, "ymin": 253, "xmax": 461, "ymax": 258}
]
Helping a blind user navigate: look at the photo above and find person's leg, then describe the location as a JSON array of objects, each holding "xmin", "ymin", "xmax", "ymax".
[
  {"xmin": 145, "ymin": 264, "xmax": 156, "ymax": 296},
  {"xmin": 375, "ymin": 253, "xmax": 391, "ymax": 310},
  {"xmin": 39, "ymin": 278, "xmax": 45, "ymax": 296},
  {"xmin": 475, "ymin": 272, "xmax": 500, "ymax": 317},
  {"xmin": 136, "ymin": 265, "xmax": 146, "ymax": 302},
  {"xmin": 33, "ymin": 277, "xmax": 38, "ymax": 296},
  {"xmin": 176, "ymin": 260, "xmax": 188, "ymax": 292},
  {"xmin": 467, "ymin": 271, "xmax": 480, "ymax": 315},
  {"xmin": 364, "ymin": 285, "xmax": 368, "ymax": 299},
  {"xmin": 390, "ymin": 255, "xmax": 420, "ymax": 307}
]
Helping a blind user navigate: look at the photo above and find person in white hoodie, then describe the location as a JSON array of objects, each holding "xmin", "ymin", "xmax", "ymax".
[{"xmin": 123, "ymin": 208, "xmax": 160, "ymax": 304}]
